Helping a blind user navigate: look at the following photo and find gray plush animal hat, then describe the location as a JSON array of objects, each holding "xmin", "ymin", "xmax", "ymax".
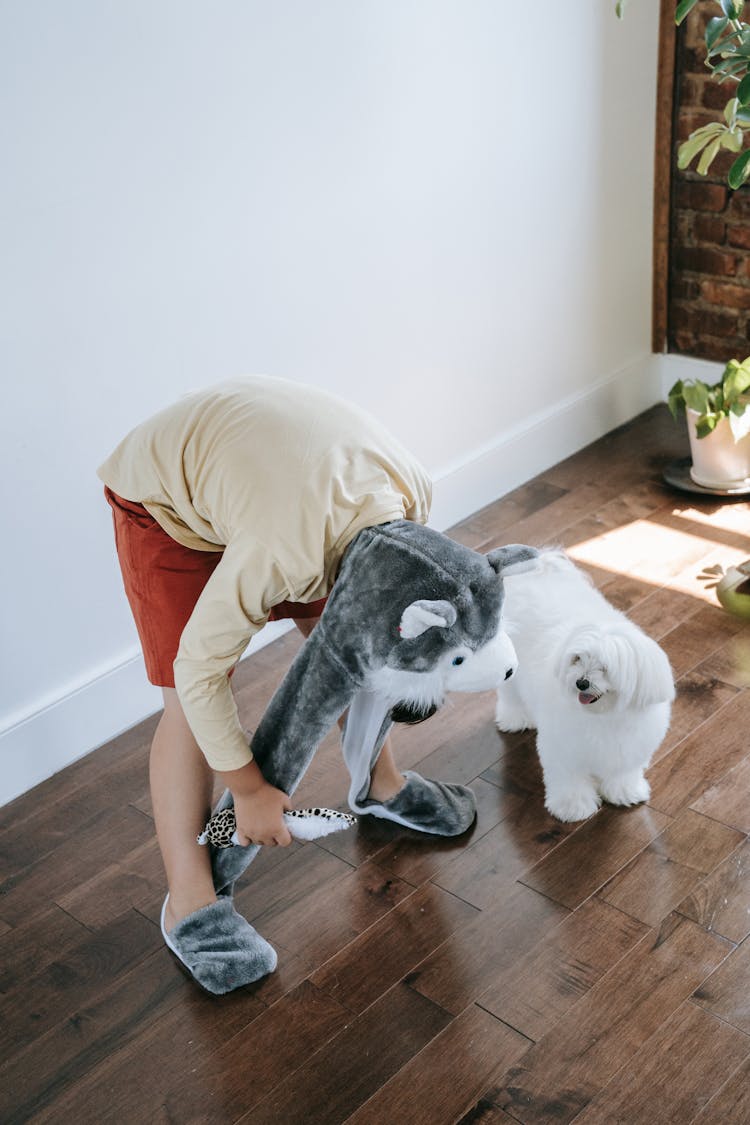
[{"xmin": 212, "ymin": 520, "xmax": 538, "ymax": 891}]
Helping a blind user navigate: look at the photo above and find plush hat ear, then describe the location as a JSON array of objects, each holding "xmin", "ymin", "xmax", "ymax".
[
  {"xmin": 399, "ymin": 599, "xmax": 457, "ymax": 639},
  {"xmin": 487, "ymin": 544, "xmax": 540, "ymax": 577}
]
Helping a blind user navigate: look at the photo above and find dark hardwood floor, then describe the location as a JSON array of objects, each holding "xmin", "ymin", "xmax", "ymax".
[{"xmin": 2, "ymin": 404, "xmax": 750, "ymax": 1123}]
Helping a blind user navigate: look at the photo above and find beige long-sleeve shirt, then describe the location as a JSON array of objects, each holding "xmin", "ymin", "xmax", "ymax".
[{"xmin": 98, "ymin": 376, "xmax": 432, "ymax": 770}]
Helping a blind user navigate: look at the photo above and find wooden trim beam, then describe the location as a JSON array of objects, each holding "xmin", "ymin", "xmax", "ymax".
[{"xmin": 653, "ymin": 0, "xmax": 677, "ymax": 354}]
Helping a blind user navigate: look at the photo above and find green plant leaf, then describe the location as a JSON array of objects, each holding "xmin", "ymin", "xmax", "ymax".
[
  {"xmin": 698, "ymin": 135, "xmax": 722, "ymax": 173},
  {"xmin": 725, "ymin": 96, "xmax": 740, "ymax": 125},
  {"xmin": 720, "ymin": 0, "xmax": 745, "ymax": 18},
  {"xmin": 738, "ymin": 72, "xmax": 750, "ymax": 104},
  {"xmin": 682, "ymin": 382, "xmax": 711, "ymax": 414},
  {"xmin": 711, "ymin": 57, "xmax": 749, "ymax": 79},
  {"xmin": 728, "ymin": 147, "xmax": 750, "ymax": 186},
  {"xmin": 667, "ymin": 380, "xmax": 686, "ymax": 420},
  {"xmin": 707, "ymin": 16, "xmax": 730, "ymax": 50},
  {"xmin": 676, "ymin": 0, "xmax": 699, "ymax": 24},
  {"xmin": 695, "ymin": 412, "xmax": 719, "ymax": 438},
  {"xmin": 722, "ymin": 126, "xmax": 744, "ymax": 150},
  {"xmin": 724, "ymin": 359, "xmax": 750, "ymax": 399},
  {"xmin": 708, "ymin": 23, "xmax": 745, "ymax": 56},
  {"xmin": 678, "ymin": 131, "xmax": 719, "ymax": 170}
]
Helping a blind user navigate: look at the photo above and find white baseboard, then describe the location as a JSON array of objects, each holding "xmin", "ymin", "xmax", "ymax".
[
  {"xmin": 0, "ymin": 621, "xmax": 293, "ymax": 807},
  {"xmin": 429, "ymin": 353, "xmax": 664, "ymax": 531},
  {"xmin": 0, "ymin": 353, "xmax": 664, "ymax": 807}
]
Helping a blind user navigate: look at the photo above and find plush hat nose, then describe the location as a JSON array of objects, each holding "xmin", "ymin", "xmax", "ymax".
[
  {"xmin": 576, "ymin": 677, "xmax": 590, "ymax": 691},
  {"xmin": 504, "ymin": 667, "xmax": 514, "ymax": 680}
]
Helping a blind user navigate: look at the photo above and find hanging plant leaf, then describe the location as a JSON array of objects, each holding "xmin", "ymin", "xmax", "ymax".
[
  {"xmin": 678, "ymin": 127, "xmax": 723, "ymax": 170},
  {"xmin": 676, "ymin": 0, "xmax": 700, "ymax": 23},
  {"xmin": 698, "ymin": 135, "xmax": 723, "ymax": 174},
  {"xmin": 719, "ymin": 0, "xmax": 745, "ymax": 19},
  {"xmin": 728, "ymin": 147, "xmax": 750, "ymax": 187},
  {"xmin": 707, "ymin": 16, "xmax": 730, "ymax": 50}
]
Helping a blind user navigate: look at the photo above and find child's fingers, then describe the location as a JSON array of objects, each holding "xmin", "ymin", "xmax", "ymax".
[{"xmin": 274, "ymin": 824, "xmax": 293, "ymax": 847}]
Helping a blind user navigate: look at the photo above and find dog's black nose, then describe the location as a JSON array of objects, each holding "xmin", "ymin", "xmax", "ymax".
[
  {"xmin": 504, "ymin": 667, "xmax": 514, "ymax": 680},
  {"xmin": 576, "ymin": 677, "xmax": 590, "ymax": 691}
]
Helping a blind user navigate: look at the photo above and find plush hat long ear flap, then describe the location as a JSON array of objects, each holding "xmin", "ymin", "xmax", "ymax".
[
  {"xmin": 211, "ymin": 623, "xmax": 365, "ymax": 892},
  {"xmin": 487, "ymin": 544, "xmax": 540, "ymax": 576}
]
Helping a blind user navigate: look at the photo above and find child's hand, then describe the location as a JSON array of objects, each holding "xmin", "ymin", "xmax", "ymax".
[
  {"xmin": 233, "ymin": 782, "xmax": 293, "ymax": 847},
  {"xmin": 216, "ymin": 760, "xmax": 293, "ymax": 847}
]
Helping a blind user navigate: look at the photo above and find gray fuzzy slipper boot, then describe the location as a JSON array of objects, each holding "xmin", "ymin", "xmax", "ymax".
[
  {"xmin": 351, "ymin": 770, "xmax": 477, "ymax": 836},
  {"xmin": 160, "ymin": 895, "xmax": 277, "ymax": 995}
]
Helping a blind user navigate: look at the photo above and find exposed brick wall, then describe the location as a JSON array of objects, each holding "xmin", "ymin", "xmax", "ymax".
[{"xmin": 670, "ymin": 1, "xmax": 750, "ymax": 360}]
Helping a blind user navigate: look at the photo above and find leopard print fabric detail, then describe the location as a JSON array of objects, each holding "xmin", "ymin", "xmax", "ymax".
[
  {"xmin": 197, "ymin": 806, "xmax": 356, "ymax": 847},
  {"xmin": 199, "ymin": 808, "xmax": 237, "ymax": 848}
]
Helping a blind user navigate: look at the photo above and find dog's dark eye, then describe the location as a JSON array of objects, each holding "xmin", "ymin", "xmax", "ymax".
[{"xmin": 452, "ymin": 656, "xmax": 465, "ymax": 666}]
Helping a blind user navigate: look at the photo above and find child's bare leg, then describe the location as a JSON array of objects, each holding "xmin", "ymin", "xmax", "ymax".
[
  {"xmin": 294, "ymin": 616, "xmax": 405, "ymax": 802},
  {"xmin": 150, "ymin": 687, "xmax": 217, "ymax": 931}
]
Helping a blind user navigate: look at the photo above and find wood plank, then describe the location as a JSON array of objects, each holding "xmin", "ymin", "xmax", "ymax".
[
  {"xmin": 677, "ymin": 838, "xmax": 750, "ymax": 944},
  {"xmin": 0, "ymin": 904, "xmax": 91, "ymax": 995},
  {"xmin": 487, "ymin": 915, "xmax": 731, "ymax": 1125},
  {"xmin": 564, "ymin": 515, "xmax": 725, "ymax": 599},
  {"xmin": 431, "ymin": 792, "xmax": 579, "ymax": 911},
  {"xmin": 449, "ymin": 479, "xmax": 568, "ymax": 550},
  {"xmin": 659, "ymin": 605, "xmax": 747, "ymax": 679},
  {"xmin": 0, "ymin": 949, "xmax": 187, "ymax": 1123},
  {"xmin": 56, "ymin": 836, "xmax": 165, "ymax": 929},
  {"xmin": 234, "ymin": 835, "xmax": 351, "ymax": 925},
  {"xmin": 0, "ymin": 804, "xmax": 155, "ymax": 927},
  {"xmin": 344, "ymin": 1005, "xmax": 530, "ymax": 1125},
  {"xmin": 237, "ymin": 983, "xmax": 452, "ymax": 1124},
  {"xmin": 161, "ymin": 981, "xmax": 347, "ymax": 1124},
  {"xmin": 570, "ymin": 1002, "xmax": 750, "ymax": 1125},
  {"xmin": 648, "ymin": 691, "xmax": 750, "ymax": 818},
  {"xmin": 693, "ymin": 936, "xmax": 750, "ymax": 1033},
  {"xmin": 476, "ymin": 898, "xmax": 648, "ymax": 1042},
  {"xmin": 309, "ymin": 883, "xmax": 478, "ymax": 1015},
  {"xmin": 598, "ymin": 810, "xmax": 745, "ymax": 928},
  {"xmin": 691, "ymin": 1055, "xmax": 750, "ymax": 1123},
  {"xmin": 519, "ymin": 805, "xmax": 672, "ymax": 911},
  {"xmin": 655, "ymin": 669, "xmax": 739, "ymax": 763},
  {"xmin": 698, "ymin": 627, "xmax": 750, "ymax": 689},
  {"xmin": 250, "ymin": 859, "xmax": 413, "ymax": 967},
  {"xmin": 627, "ymin": 585, "xmax": 703, "ymax": 641},
  {"xmin": 0, "ymin": 908, "xmax": 161, "ymax": 1059},
  {"xmin": 366, "ymin": 777, "xmax": 522, "ymax": 892},
  {"xmin": 456, "ymin": 1105, "xmax": 518, "ymax": 1125},
  {"xmin": 690, "ymin": 754, "xmax": 750, "ymax": 834},
  {"xmin": 29, "ymin": 960, "xmax": 269, "ymax": 1124},
  {"xmin": 406, "ymin": 884, "xmax": 567, "ymax": 1016}
]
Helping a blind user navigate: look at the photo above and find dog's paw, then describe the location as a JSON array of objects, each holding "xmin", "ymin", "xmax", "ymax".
[
  {"xmin": 545, "ymin": 788, "xmax": 602, "ymax": 823},
  {"xmin": 494, "ymin": 701, "xmax": 533, "ymax": 733},
  {"xmin": 599, "ymin": 773, "xmax": 650, "ymax": 808}
]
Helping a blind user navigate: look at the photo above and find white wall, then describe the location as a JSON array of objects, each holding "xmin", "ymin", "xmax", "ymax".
[{"xmin": 0, "ymin": 0, "xmax": 661, "ymax": 805}]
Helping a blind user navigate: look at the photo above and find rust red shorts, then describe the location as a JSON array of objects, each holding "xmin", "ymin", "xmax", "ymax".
[{"xmin": 104, "ymin": 487, "xmax": 328, "ymax": 687}]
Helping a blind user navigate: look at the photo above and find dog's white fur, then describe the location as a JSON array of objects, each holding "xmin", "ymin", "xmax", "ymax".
[{"xmin": 495, "ymin": 551, "xmax": 675, "ymax": 822}]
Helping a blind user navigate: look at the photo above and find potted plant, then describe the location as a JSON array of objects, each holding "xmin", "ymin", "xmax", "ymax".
[{"xmin": 668, "ymin": 356, "xmax": 750, "ymax": 487}]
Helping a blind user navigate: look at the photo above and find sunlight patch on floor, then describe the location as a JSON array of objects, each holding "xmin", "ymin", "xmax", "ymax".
[{"xmin": 566, "ymin": 510, "xmax": 750, "ymax": 606}]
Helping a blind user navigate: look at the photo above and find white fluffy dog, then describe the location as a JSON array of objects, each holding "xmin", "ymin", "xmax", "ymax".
[{"xmin": 495, "ymin": 551, "xmax": 675, "ymax": 822}]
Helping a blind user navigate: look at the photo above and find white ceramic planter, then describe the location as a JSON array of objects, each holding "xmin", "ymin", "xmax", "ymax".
[{"xmin": 687, "ymin": 408, "xmax": 750, "ymax": 488}]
